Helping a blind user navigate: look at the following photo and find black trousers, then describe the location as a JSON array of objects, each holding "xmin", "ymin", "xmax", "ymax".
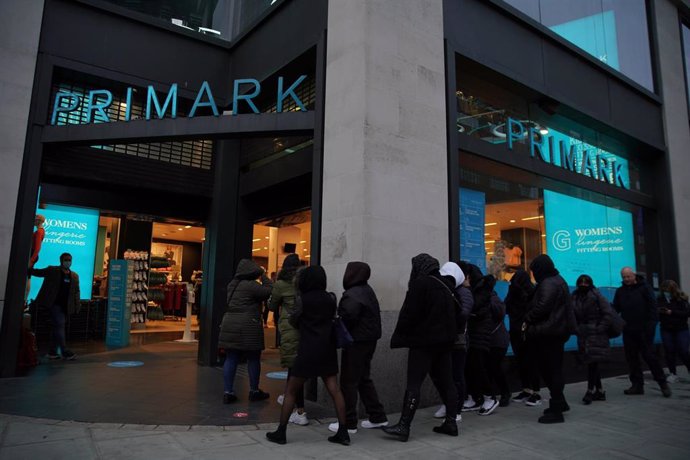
[
  {"xmin": 510, "ymin": 330, "xmax": 540, "ymax": 392},
  {"xmin": 407, "ymin": 348, "xmax": 457, "ymax": 419},
  {"xmin": 430, "ymin": 348, "xmax": 466, "ymax": 410},
  {"xmin": 533, "ymin": 336, "xmax": 566, "ymax": 404},
  {"xmin": 467, "ymin": 347, "xmax": 492, "ymax": 399},
  {"xmin": 587, "ymin": 363, "xmax": 602, "ymax": 390},
  {"xmin": 286, "ymin": 368, "xmax": 305, "ymax": 408},
  {"xmin": 340, "ymin": 341, "xmax": 387, "ymax": 428},
  {"xmin": 488, "ymin": 347, "xmax": 510, "ymax": 397},
  {"xmin": 623, "ymin": 330, "xmax": 666, "ymax": 385}
]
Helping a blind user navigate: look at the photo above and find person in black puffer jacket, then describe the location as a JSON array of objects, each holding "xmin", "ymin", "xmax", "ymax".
[
  {"xmin": 487, "ymin": 285, "xmax": 510, "ymax": 408},
  {"xmin": 505, "ymin": 270, "xmax": 541, "ymax": 406},
  {"xmin": 613, "ymin": 267, "xmax": 670, "ymax": 397},
  {"xmin": 572, "ymin": 274, "xmax": 613, "ymax": 405},
  {"xmin": 331, "ymin": 261, "xmax": 388, "ymax": 434},
  {"xmin": 658, "ymin": 280, "xmax": 690, "ymax": 382},
  {"xmin": 523, "ymin": 254, "xmax": 576, "ymax": 424},
  {"xmin": 218, "ymin": 259, "xmax": 273, "ymax": 403},
  {"xmin": 266, "ymin": 266, "xmax": 350, "ymax": 446},
  {"xmin": 384, "ymin": 254, "xmax": 459, "ymax": 442},
  {"xmin": 461, "ymin": 262, "xmax": 500, "ymax": 416}
]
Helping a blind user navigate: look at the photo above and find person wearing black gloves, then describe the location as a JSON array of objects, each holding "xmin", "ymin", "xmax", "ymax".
[
  {"xmin": 329, "ymin": 261, "xmax": 388, "ymax": 434},
  {"xmin": 613, "ymin": 267, "xmax": 670, "ymax": 397},
  {"xmin": 506, "ymin": 270, "xmax": 541, "ymax": 406},
  {"xmin": 658, "ymin": 280, "xmax": 690, "ymax": 382},
  {"xmin": 384, "ymin": 254, "xmax": 459, "ymax": 442},
  {"xmin": 522, "ymin": 255, "xmax": 577, "ymax": 424}
]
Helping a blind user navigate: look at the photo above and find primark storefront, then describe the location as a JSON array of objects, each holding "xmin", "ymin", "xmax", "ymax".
[{"xmin": 1, "ymin": 0, "xmax": 688, "ymax": 408}]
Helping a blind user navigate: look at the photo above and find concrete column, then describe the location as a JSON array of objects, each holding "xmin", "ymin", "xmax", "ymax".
[
  {"xmin": 0, "ymin": 0, "xmax": 44, "ymax": 323},
  {"xmin": 653, "ymin": 0, "xmax": 690, "ymax": 290},
  {"xmin": 322, "ymin": 0, "xmax": 448, "ymax": 406}
]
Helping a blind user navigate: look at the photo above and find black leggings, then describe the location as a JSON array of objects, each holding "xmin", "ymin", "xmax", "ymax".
[
  {"xmin": 510, "ymin": 330, "xmax": 540, "ymax": 392},
  {"xmin": 587, "ymin": 362, "xmax": 602, "ymax": 390},
  {"xmin": 466, "ymin": 348, "xmax": 492, "ymax": 398},
  {"xmin": 488, "ymin": 347, "xmax": 510, "ymax": 397},
  {"xmin": 286, "ymin": 368, "xmax": 305, "ymax": 408},
  {"xmin": 407, "ymin": 348, "xmax": 457, "ymax": 419}
]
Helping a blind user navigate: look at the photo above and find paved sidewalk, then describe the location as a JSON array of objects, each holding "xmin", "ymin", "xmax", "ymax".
[{"xmin": 1, "ymin": 372, "xmax": 689, "ymax": 459}]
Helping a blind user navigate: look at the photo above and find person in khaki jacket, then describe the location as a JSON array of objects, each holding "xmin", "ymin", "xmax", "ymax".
[{"xmin": 30, "ymin": 252, "xmax": 80, "ymax": 360}]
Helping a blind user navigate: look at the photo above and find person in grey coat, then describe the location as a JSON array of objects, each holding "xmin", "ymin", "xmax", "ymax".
[
  {"xmin": 218, "ymin": 259, "xmax": 273, "ymax": 403},
  {"xmin": 572, "ymin": 275, "xmax": 612, "ymax": 405}
]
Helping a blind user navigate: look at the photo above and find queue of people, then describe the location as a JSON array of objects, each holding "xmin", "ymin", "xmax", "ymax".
[{"xmin": 213, "ymin": 253, "xmax": 688, "ymax": 445}]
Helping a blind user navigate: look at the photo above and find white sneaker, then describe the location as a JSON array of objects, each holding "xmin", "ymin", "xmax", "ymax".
[
  {"xmin": 288, "ymin": 411, "xmax": 309, "ymax": 426},
  {"xmin": 360, "ymin": 419, "xmax": 389, "ymax": 429},
  {"xmin": 328, "ymin": 422, "xmax": 357, "ymax": 434},
  {"xmin": 277, "ymin": 394, "xmax": 284, "ymax": 405},
  {"xmin": 478, "ymin": 397, "xmax": 498, "ymax": 416},
  {"xmin": 667, "ymin": 374, "xmax": 679, "ymax": 383},
  {"xmin": 434, "ymin": 405, "xmax": 446, "ymax": 418}
]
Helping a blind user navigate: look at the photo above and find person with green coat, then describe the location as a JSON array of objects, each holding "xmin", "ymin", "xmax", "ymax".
[{"xmin": 269, "ymin": 254, "xmax": 308, "ymax": 426}]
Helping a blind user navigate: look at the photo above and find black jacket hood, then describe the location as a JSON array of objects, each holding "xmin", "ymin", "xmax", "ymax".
[
  {"xmin": 529, "ymin": 254, "xmax": 559, "ymax": 283},
  {"xmin": 278, "ymin": 254, "xmax": 301, "ymax": 281},
  {"xmin": 409, "ymin": 253, "xmax": 440, "ymax": 288},
  {"xmin": 234, "ymin": 259, "xmax": 263, "ymax": 280},
  {"xmin": 343, "ymin": 261, "xmax": 371, "ymax": 290},
  {"xmin": 298, "ymin": 265, "xmax": 327, "ymax": 293}
]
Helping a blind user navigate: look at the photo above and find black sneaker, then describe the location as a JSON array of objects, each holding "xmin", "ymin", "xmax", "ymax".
[
  {"xmin": 223, "ymin": 393, "xmax": 238, "ymax": 404},
  {"xmin": 582, "ymin": 391, "xmax": 594, "ymax": 405},
  {"xmin": 512, "ymin": 391, "xmax": 531, "ymax": 403},
  {"xmin": 248, "ymin": 389, "xmax": 270, "ymax": 401},
  {"xmin": 62, "ymin": 350, "xmax": 77, "ymax": 361},
  {"xmin": 592, "ymin": 389, "xmax": 606, "ymax": 401},
  {"xmin": 660, "ymin": 383, "xmax": 672, "ymax": 398},
  {"xmin": 525, "ymin": 393, "xmax": 542, "ymax": 406},
  {"xmin": 624, "ymin": 385, "xmax": 644, "ymax": 395},
  {"xmin": 499, "ymin": 394, "xmax": 511, "ymax": 407}
]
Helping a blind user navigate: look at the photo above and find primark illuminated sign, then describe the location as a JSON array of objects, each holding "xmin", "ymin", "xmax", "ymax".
[
  {"xmin": 50, "ymin": 75, "xmax": 308, "ymax": 125},
  {"xmin": 503, "ymin": 118, "xmax": 629, "ymax": 190}
]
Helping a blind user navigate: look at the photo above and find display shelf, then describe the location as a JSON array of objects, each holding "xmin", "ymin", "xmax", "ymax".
[{"xmin": 123, "ymin": 250, "xmax": 149, "ymax": 325}]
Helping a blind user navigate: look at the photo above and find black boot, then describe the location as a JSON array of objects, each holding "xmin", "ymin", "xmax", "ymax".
[
  {"xmin": 543, "ymin": 399, "xmax": 570, "ymax": 414},
  {"xmin": 582, "ymin": 390, "xmax": 594, "ymax": 405},
  {"xmin": 538, "ymin": 399, "xmax": 565, "ymax": 424},
  {"xmin": 623, "ymin": 384, "xmax": 644, "ymax": 395},
  {"xmin": 328, "ymin": 426, "xmax": 351, "ymax": 446},
  {"xmin": 592, "ymin": 389, "xmax": 606, "ymax": 401},
  {"xmin": 382, "ymin": 391, "xmax": 419, "ymax": 442},
  {"xmin": 266, "ymin": 423, "xmax": 287, "ymax": 445},
  {"xmin": 432, "ymin": 416, "xmax": 458, "ymax": 436},
  {"xmin": 659, "ymin": 382, "xmax": 672, "ymax": 398}
]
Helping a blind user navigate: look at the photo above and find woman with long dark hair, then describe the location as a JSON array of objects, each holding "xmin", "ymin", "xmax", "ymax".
[
  {"xmin": 266, "ymin": 266, "xmax": 350, "ymax": 445},
  {"xmin": 572, "ymin": 274, "xmax": 612, "ymax": 404},
  {"xmin": 658, "ymin": 279, "xmax": 690, "ymax": 382}
]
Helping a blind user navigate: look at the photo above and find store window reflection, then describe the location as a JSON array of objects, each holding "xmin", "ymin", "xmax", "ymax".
[
  {"xmin": 102, "ymin": 0, "xmax": 280, "ymax": 41},
  {"xmin": 502, "ymin": 0, "xmax": 654, "ymax": 91}
]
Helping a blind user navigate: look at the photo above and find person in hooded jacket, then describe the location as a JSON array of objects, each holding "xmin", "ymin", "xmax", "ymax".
[
  {"xmin": 505, "ymin": 269, "xmax": 541, "ymax": 406},
  {"xmin": 266, "ymin": 266, "xmax": 350, "ymax": 446},
  {"xmin": 328, "ymin": 261, "xmax": 388, "ymax": 435},
  {"xmin": 268, "ymin": 254, "xmax": 308, "ymax": 426},
  {"xmin": 572, "ymin": 274, "xmax": 613, "ymax": 404},
  {"xmin": 462, "ymin": 263, "xmax": 500, "ymax": 416},
  {"xmin": 487, "ymin": 285, "xmax": 510, "ymax": 407},
  {"xmin": 613, "ymin": 267, "xmax": 670, "ymax": 397},
  {"xmin": 218, "ymin": 259, "xmax": 273, "ymax": 403},
  {"xmin": 657, "ymin": 280, "xmax": 690, "ymax": 382},
  {"xmin": 383, "ymin": 254, "xmax": 459, "ymax": 442},
  {"xmin": 433, "ymin": 262, "xmax": 473, "ymax": 422},
  {"xmin": 522, "ymin": 254, "xmax": 576, "ymax": 424}
]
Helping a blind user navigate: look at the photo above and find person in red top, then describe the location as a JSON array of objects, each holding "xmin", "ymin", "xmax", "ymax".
[{"xmin": 25, "ymin": 214, "xmax": 46, "ymax": 306}]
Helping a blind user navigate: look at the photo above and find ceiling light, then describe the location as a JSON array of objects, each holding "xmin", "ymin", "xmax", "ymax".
[
  {"xmin": 162, "ymin": 233, "xmax": 167, "ymax": 236},
  {"xmin": 252, "ymin": 238, "xmax": 261, "ymax": 242},
  {"xmin": 521, "ymin": 215, "xmax": 543, "ymax": 221},
  {"xmin": 265, "ymin": 236, "xmax": 269, "ymax": 239},
  {"xmin": 178, "ymin": 228, "xmax": 183, "ymax": 231},
  {"xmin": 184, "ymin": 225, "xmax": 191, "ymax": 229},
  {"xmin": 485, "ymin": 222, "xmax": 498, "ymax": 226},
  {"xmin": 263, "ymin": 247, "xmax": 268, "ymax": 250},
  {"xmin": 303, "ymin": 248, "xmax": 307, "ymax": 251},
  {"xmin": 487, "ymin": 251, "xmax": 494, "ymax": 255},
  {"xmin": 539, "ymin": 127, "xmax": 549, "ymax": 135},
  {"xmin": 252, "ymin": 248, "xmax": 261, "ymax": 252},
  {"xmin": 541, "ymin": 234, "xmax": 546, "ymax": 237},
  {"xmin": 300, "ymin": 240, "xmax": 307, "ymax": 244},
  {"xmin": 201, "ymin": 238, "xmax": 205, "ymax": 241},
  {"xmin": 509, "ymin": 219, "xmax": 516, "ymax": 223},
  {"xmin": 484, "ymin": 233, "xmax": 490, "ymax": 236},
  {"xmin": 305, "ymin": 255, "xmax": 310, "ymax": 258}
]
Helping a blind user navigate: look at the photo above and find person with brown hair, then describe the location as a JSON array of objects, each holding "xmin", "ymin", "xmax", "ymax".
[{"xmin": 658, "ymin": 280, "xmax": 690, "ymax": 382}]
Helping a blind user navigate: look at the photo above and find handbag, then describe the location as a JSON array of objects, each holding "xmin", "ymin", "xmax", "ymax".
[{"xmin": 333, "ymin": 316, "xmax": 354, "ymax": 349}]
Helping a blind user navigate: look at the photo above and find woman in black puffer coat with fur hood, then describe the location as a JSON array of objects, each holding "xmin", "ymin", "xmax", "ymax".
[{"xmin": 572, "ymin": 274, "xmax": 612, "ymax": 405}]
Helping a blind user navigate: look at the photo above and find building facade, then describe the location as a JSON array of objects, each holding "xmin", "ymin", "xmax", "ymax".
[{"xmin": 1, "ymin": 0, "xmax": 689, "ymax": 408}]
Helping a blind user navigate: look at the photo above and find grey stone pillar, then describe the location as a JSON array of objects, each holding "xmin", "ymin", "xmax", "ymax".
[
  {"xmin": 653, "ymin": 0, "xmax": 690, "ymax": 290},
  {"xmin": 0, "ymin": 0, "xmax": 44, "ymax": 324},
  {"xmin": 322, "ymin": 0, "xmax": 448, "ymax": 408}
]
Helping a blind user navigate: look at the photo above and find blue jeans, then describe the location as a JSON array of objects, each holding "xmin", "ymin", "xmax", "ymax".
[
  {"xmin": 223, "ymin": 349, "xmax": 261, "ymax": 394},
  {"xmin": 661, "ymin": 329, "xmax": 690, "ymax": 375},
  {"xmin": 50, "ymin": 304, "xmax": 67, "ymax": 354}
]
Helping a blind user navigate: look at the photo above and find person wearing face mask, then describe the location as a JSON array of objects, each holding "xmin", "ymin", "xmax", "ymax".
[
  {"xmin": 29, "ymin": 253, "xmax": 80, "ymax": 360},
  {"xmin": 657, "ymin": 280, "xmax": 690, "ymax": 383},
  {"xmin": 612, "ymin": 267, "xmax": 670, "ymax": 397},
  {"xmin": 572, "ymin": 275, "xmax": 613, "ymax": 404}
]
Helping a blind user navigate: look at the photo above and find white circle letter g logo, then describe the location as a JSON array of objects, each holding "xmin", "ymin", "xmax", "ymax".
[{"xmin": 552, "ymin": 230, "xmax": 571, "ymax": 251}]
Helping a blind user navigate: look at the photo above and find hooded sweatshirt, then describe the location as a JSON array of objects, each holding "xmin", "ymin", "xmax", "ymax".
[
  {"xmin": 505, "ymin": 269, "xmax": 535, "ymax": 330},
  {"xmin": 338, "ymin": 262, "xmax": 382, "ymax": 341},
  {"xmin": 441, "ymin": 262, "xmax": 474, "ymax": 333}
]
